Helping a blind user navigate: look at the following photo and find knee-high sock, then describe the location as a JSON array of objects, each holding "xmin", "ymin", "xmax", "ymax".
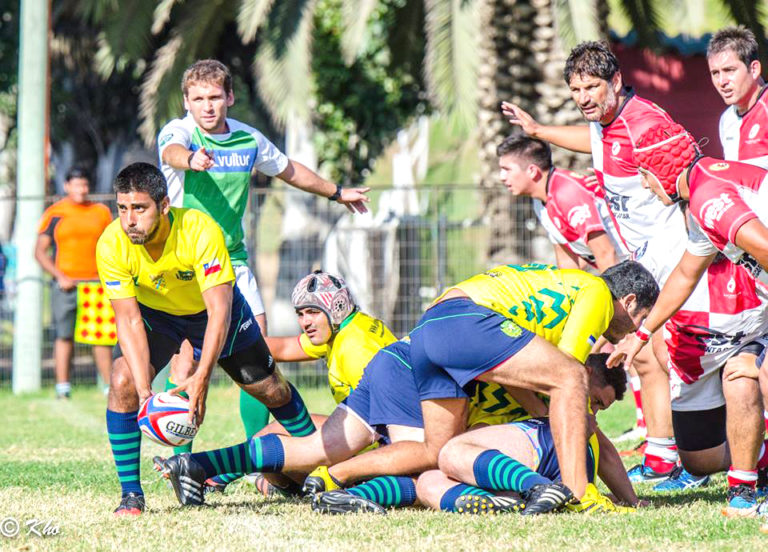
[
  {"xmin": 473, "ymin": 449, "xmax": 550, "ymax": 492},
  {"xmin": 268, "ymin": 382, "xmax": 315, "ymax": 437},
  {"xmin": 190, "ymin": 434, "xmax": 284, "ymax": 479},
  {"xmin": 107, "ymin": 409, "xmax": 142, "ymax": 496},
  {"xmin": 346, "ymin": 476, "xmax": 417, "ymax": 507}
]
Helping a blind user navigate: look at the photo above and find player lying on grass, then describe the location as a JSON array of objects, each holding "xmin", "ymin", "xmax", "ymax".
[
  {"xmin": 315, "ymin": 353, "xmax": 636, "ymax": 515},
  {"xmin": 97, "ymin": 163, "xmax": 316, "ymax": 516},
  {"xmin": 196, "ymin": 270, "xmax": 396, "ymax": 493}
]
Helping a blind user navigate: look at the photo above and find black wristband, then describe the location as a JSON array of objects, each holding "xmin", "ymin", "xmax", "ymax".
[
  {"xmin": 328, "ymin": 184, "xmax": 342, "ymax": 201},
  {"xmin": 187, "ymin": 151, "xmax": 195, "ymax": 168}
]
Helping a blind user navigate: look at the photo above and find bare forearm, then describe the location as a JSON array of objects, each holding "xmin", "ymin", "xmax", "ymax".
[
  {"xmin": 278, "ymin": 159, "xmax": 336, "ymax": 198},
  {"xmin": 329, "ymin": 441, "xmax": 436, "ymax": 485},
  {"xmin": 534, "ymin": 126, "xmax": 592, "ymax": 153},
  {"xmin": 115, "ymin": 316, "xmax": 152, "ymax": 395},
  {"xmin": 596, "ymin": 429, "xmax": 639, "ymax": 505},
  {"xmin": 264, "ymin": 336, "xmax": 312, "ymax": 362},
  {"xmin": 162, "ymin": 144, "xmax": 194, "ymax": 169},
  {"xmin": 196, "ymin": 311, "xmax": 230, "ymax": 380}
]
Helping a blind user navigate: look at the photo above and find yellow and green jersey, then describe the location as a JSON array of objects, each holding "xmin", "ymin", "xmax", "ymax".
[
  {"xmin": 299, "ymin": 311, "xmax": 397, "ymax": 403},
  {"xmin": 441, "ymin": 263, "xmax": 614, "ymax": 363},
  {"xmin": 159, "ymin": 114, "xmax": 289, "ymax": 265},
  {"xmin": 96, "ymin": 207, "xmax": 235, "ymax": 316}
]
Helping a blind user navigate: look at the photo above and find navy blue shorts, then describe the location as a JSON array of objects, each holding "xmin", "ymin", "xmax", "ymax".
[
  {"xmin": 410, "ymin": 298, "xmax": 535, "ymax": 401},
  {"xmin": 343, "ymin": 340, "xmax": 423, "ymax": 436},
  {"xmin": 113, "ymin": 286, "xmax": 261, "ymax": 369},
  {"xmin": 513, "ymin": 418, "xmax": 595, "ymax": 483}
]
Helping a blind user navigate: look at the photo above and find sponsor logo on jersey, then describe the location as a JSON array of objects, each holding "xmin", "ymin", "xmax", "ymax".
[
  {"xmin": 567, "ymin": 204, "xmax": 592, "ymax": 228},
  {"xmin": 500, "ymin": 320, "xmax": 523, "ymax": 338},
  {"xmin": 700, "ymin": 193, "xmax": 735, "ymax": 229},
  {"xmin": 631, "ymin": 241, "xmax": 648, "ymax": 261},
  {"xmin": 604, "ymin": 190, "xmax": 630, "ymax": 218},
  {"xmin": 175, "ymin": 270, "xmax": 194, "ymax": 281},
  {"xmin": 239, "ymin": 317, "xmax": 254, "ymax": 332},
  {"xmin": 726, "ymin": 277, "xmax": 736, "ymax": 293},
  {"xmin": 748, "ymin": 123, "xmax": 760, "ymax": 140},
  {"xmin": 158, "ymin": 133, "xmax": 173, "ymax": 147},
  {"xmin": 611, "ymin": 142, "xmax": 621, "ymax": 156},
  {"xmin": 737, "ymin": 253, "xmax": 764, "ymax": 279},
  {"xmin": 105, "ymin": 280, "xmax": 121, "ymax": 289},
  {"xmin": 708, "ymin": 162, "xmax": 730, "ymax": 171},
  {"xmin": 203, "ymin": 258, "xmax": 222, "ymax": 276},
  {"xmin": 213, "ymin": 151, "xmax": 252, "ymax": 170}
]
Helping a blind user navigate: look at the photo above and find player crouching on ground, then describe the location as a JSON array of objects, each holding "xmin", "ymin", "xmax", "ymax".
[
  {"xmin": 99, "ymin": 163, "xmax": 317, "ymax": 515},
  {"xmin": 416, "ymin": 354, "xmax": 635, "ymax": 515},
  {"xmin": 610, "ymin": 122, "xmax": 768, "ymax": 517}
]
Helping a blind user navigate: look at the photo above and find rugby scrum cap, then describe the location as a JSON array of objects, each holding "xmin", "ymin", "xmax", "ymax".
[
  {"xmin": 633, "ymin": 122, "xmax": 699, "ymax": 202},
  {"xmin": 291, "ymin": 270, "xmax": 355, "ymax": 328}
]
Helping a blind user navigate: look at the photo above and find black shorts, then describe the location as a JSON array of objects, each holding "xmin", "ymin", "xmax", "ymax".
[{"xmin": 672, "ymin": 405, "xmax": 726, "ymax": 452}]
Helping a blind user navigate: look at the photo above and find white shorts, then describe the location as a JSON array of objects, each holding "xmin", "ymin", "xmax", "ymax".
[
  {"xmin": 669, "ymin": 336, "xmax": 768, "ymax": 412},
  {"xmin": 234, "ymin": 265, "xmax": 265, "ymax": 316}
]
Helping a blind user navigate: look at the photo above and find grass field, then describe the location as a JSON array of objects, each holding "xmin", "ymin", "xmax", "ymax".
[{"xmin": 0, "ymin": 384, "xmax": 766, "ymax": 551}]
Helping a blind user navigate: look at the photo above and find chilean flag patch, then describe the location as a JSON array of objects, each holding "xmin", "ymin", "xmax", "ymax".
[{"xmin": 203, "ymin": 258, "xmax": 222, "ymax": 276}]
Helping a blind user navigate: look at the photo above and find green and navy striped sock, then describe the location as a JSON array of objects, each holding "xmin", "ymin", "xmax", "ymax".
[
  {"xmin": 439, "ymin": 483, "xmax": 494, "ymax": 512},
  {"xmin": 473, "ymin": 449, "xmax": 550, "ymax": 492},
  {"xmin": 347, "ymin": 476, "xmax": 417, "ymax": 508},
  {"xmin": 106, "ymin": 409, "xmax": 142, "ymax": 496},
  {"xmin": 190, "ymin": 439, "xmax": 256, "ymax": 480},
  {"xmin": 269, "ymin": 383, "xmax": 315, "ymax": 437},
  {"xmin": 164, "ymin": 377, "xmax": 192, "ymax": 455}
]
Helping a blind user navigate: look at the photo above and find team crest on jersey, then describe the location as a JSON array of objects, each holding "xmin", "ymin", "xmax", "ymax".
[
  {"xmin": 748, "ymin": 124, "xmax": 761, "ymax": 140},
  {"xmin": 708, "ymin": 162, "xmax": 730, "ymax": 171},
  {"xmin": 150, "ymin": 274, "xmax": 166, "ymax": 290},
  {"xmin": 567, "ymin": 204, "xmax": 591, "ymax": 227},
  {"xmin": 158, "ymin": 133, "xmax": 173, "ymax": 147},
  {"xmin": 700, "ymin": 194, "xmax": 734, "ymax": 229},
  {"xmin": 726, "ymin": 277, "xmax": 736, "ymax": 293},
  {"xmin": 611, "ymin": 142, "xmax": 621, "ymax": 155},
  {"xmin": 500, "ymin": 320, "xmax": 522, "ymax": 338}
]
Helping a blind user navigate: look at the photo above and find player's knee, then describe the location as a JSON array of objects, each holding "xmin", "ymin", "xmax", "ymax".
[
  {"xmin": 249, "ymin": 375, "xmax": 291, "ymax": 408},
  {"xmin": 436, "ymin": 439, "xmax": 462, "ymax": 476},
  {"xmin": 415, "ymin": 470, "xmax": 444, "ymax": 506},
  {"xmin": 722, "ymin": 375, "xmax": 759, "ymax": 403},
  {"xmin": 110, "ymin": 359, "xmax": 133, "ymax": 390},
  {"xmin": 679, "ymin": 449, "xmax": 722, "ymax": 476}
]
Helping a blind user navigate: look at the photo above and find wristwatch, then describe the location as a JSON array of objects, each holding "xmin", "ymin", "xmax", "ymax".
[{"xmin": 328, "ymin": 184, "xmax": 342, "ymax": 201}]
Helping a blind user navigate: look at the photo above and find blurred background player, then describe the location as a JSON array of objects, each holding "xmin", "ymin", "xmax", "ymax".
[
  {"xmin": 502, "ymin": 41, "xmax": 691, "ymax": 485},
  {"xmin": 708, "ymin": 26, "xmax": 768, "ymax": 168},
  {"xmin": 35, "ymin": 166, "xmax": 113, "ymax": 399},
  {"xmin": 157, "ymin": 59, "xmax": 370, "ymax": 460}
]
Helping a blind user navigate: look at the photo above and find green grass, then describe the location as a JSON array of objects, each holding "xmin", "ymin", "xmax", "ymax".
[{"xmin": 0, "ymin": 385, "xmax": 766, "ymax": 551}]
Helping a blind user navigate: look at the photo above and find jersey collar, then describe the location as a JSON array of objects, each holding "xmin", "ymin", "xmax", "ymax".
[
  {"xmin": 601, "ymin": 86, "xmax": 635, "ymax": 128},
  {"xmin": 338, "ymin": 309, "xmax": 359, "ymax": 331},
  {"xmin": 735, "ymin": 83, "xmax": 768, "ymax": 118}
]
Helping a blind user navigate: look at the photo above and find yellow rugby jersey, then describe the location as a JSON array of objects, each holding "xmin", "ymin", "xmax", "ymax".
[
  {"xmin": 96, "ymin": 207, "xmax": 235, "ymax": 316},
  {"xmin": 467, "ymin": 381, "xmax": 550, "ymax": 427},
  {"xmin": 299, "ymin": 311, "xmax": 397, "ymax": 403},
  {"xmin": 441, "ymin": 263, "xmax": 614, "ymax": 363}
]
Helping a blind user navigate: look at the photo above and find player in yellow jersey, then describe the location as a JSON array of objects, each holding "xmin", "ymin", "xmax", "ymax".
[
  {"xmin": 311, "ymin": 262, "xmax": 658, "ymax": 515},
  {"xmin": 100, "ymin": 163, "xmax": 318, "ymax": 516}
]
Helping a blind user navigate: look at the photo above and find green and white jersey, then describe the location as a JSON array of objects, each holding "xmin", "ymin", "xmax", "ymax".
[{"xmin": 158, "ymin": 113, "xmax": 289, "ymax": 265}]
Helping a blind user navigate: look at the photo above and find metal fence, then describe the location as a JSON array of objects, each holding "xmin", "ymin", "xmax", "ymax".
[{"xmin": 0, "ymin": 184, "xmax": 555, "ymax": 391}]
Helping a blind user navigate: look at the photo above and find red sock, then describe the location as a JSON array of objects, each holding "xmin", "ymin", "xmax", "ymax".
[
  {"xmin": 727, "ymin": 467, "xmax": 757, "ymax": 489},
  {"xmin": 630, "ymin": 375, "xmax": 646, "ymax": 429},
  {"xmin": 644, "ymin": 438, "xmax": 677, "ymax": 474}
]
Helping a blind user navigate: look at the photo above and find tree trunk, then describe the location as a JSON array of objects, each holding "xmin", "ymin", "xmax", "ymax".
[{"xmin": 477, "ymin": 0, "xmax": 601, "ymax": 265}]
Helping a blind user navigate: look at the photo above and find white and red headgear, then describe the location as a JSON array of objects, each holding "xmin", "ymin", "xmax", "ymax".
[
  {"xmin": 291, "ymin": 270, "xmax": 356, "ymax": 330},
  {"xmin": 633, "ymin": 122, "xmax": 700, "ymax": 202}
]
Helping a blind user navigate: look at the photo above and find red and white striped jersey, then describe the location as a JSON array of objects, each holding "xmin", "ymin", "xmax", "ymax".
[
  {"xmin": 588, "ymin": 88, "xmax": 688, "ymax": 265},
  {"xmin": 532, "ymin": 168, "xmax": 630, "ymax": 266},
  {"xmin": 686, "ymin": 157, "xmax": 768, "ymax": 286},
  {"xmin": 719, "ymin": 86, "xmax": 768, "ymax": 168},
  {"xmin": 665, "ymin": 255, "xmax": 768, "ymax": 384}
]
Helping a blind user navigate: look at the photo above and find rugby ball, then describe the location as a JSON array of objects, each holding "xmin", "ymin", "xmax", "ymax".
[{"xmin": 137, "ymin": 392, "xmax": 198, "ymax": 447}]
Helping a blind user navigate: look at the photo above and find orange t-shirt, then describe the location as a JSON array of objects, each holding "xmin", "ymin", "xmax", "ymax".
[{"xmin": 38, "ymin": 198, "xmax": 113, "ymax": 280}]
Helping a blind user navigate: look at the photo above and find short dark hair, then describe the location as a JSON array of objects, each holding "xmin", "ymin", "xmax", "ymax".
[
  {"xmin": 496, "ymin": 134, "xmax": 553, "ymax": 171},
  {"xmin": 586, "ymin": 353, "xmax": 626, "ymax": 401},
  {"xmin": 707, "ymin": 26, "xmax": 759, "ymax": 67},
  {"xmin": 113, "ymin": 163, "xmax": 167, "ymax": 204},
  {"xmin": 65, "ymin": 166, "xmax": 90, "ymax": 182},
  {"xmin": 564, "ymin": 41, "xmax": 620, "ymax": 85},
  {"xmin": 599, "ymin": 261, "xmax": 659, "ymax": 311},
  {"xmin": 182, "ymin": 59, "xmax": 233, "ymax": 96}
]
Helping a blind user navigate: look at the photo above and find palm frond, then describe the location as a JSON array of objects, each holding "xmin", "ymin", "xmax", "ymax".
[
  {"xmin": 254, "ymin": 2, "xmax": 316, "ymax": 128},
  {"xmin": 138, "ymin": 0, "xmax": 234, "ymax": 145},
  {"xmin": 91, "ymin": 0, "xmax": 156, "ymax": 77},
  {"xmin": 386, "ymin": 0, "xmax": 425, "ymax": 75},
  {"xmin": 719, "ymin": 0, "xmax": 768, "ymax": 63},
  {"xmin": 151, "ymin": 0, "xmax": 183, "ymax": 34},
  {"xmin": 613, "ymin": 0, "xmax": 663, "ymax": 49},
  {"xmin": 339, "ymin": 0, "xmax": 379, "ymax": 65},
  {"xmin": 237, "ymin": 0, "xmax": 277, "ymax": 43},
  {"xmin": 424, "ymin": 0, "xmax": 479, "ymax": 129},
  {"xmin": 553, "ymin": 0, "xmax": 602, "ymax": 50}
]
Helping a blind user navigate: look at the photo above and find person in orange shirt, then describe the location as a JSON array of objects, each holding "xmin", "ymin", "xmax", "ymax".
[{"xmin": 35, "ymin": 167, "xmax": 113, "ymax": 398}]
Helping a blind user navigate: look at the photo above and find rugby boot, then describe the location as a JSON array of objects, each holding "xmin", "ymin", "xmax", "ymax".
[
  {"xmin": 652, "ymin": 466, "xmax": 710, "ymax": 492},
  {"xmin": 722, "ymin": 484, "xmax": 758, "ymax": 518},
  {"xmin": 519, "ymin": 482, "xmax": 573, "ymax": 516},
  {"xmin": 454, "ymin": 494, "xmax": 525, "ymax": 515},
  {"xmin": 303, "ymin": 466, "xmax": 342, "ymax": 496},
  {"xmin": 158, "ymin": 453, "xmax": 207, "ymax": 506},
  {"xmin": 627, "ymin": 461, "xmax": 674, "ymax": 483},
  {"xmin": 312, "ymin": 490, "xmax": 387, "ymax": 515},
  {"xmin": 565, "ymin": 483, "xmax": 635, "ymax": 514},
  {"xmin": 114, "ymin": 492, "xmax": 145, "ymax": 516}
]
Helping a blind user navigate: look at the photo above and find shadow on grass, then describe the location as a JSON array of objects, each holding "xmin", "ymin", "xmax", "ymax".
[
  {"xmin": 638, "ymin": 486, "xmax": 725, "ymax": 507},
  {"xmin": 152, "ymin": 496, "xmax": 310, "ymax": 515}
]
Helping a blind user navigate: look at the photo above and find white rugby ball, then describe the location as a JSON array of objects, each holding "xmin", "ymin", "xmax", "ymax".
[{"xmin": 137, "ymin": 392, "xmax": 198, "ymax": 447}]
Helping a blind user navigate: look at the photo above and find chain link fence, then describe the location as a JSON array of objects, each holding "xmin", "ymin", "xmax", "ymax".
[{"xmin": 0, "ymin": 184, "xmax": 555, "ymax": 391}]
